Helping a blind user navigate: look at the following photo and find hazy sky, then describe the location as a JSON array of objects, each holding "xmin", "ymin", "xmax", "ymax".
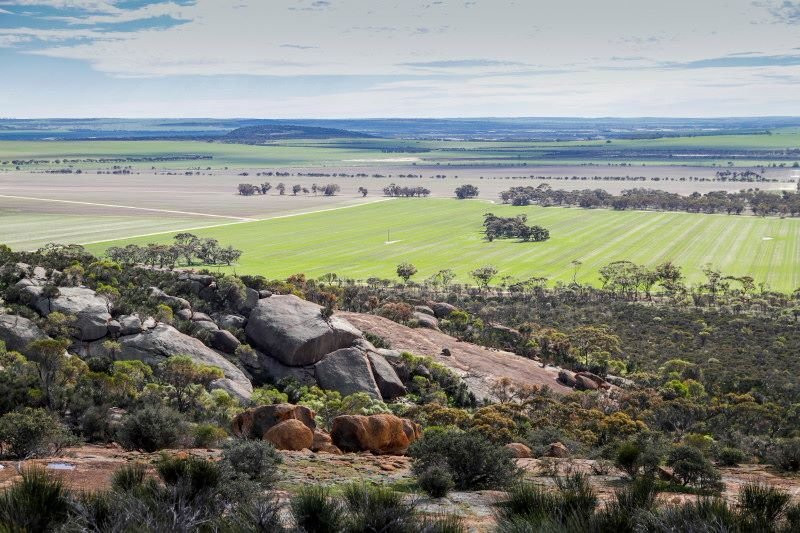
[{"xmin": 2, "ymin": 0, "xmax": 800, "ymax": 117}]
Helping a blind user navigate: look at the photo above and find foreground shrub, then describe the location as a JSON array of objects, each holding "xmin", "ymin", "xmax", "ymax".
[
  {"xmin": 0, "ymin": 468, "xmax": 70, "ymax": 531},
  {"xmin": 495, "ymin": 474, "xmax": 597, "ymax": 530},
  {"xmin": 111, "ymin": 462, "xmax": 149, "ymax": 492},
  {"xmin": 738, "ymin": 483, "xmax": 791, "ymax": 529},
  {"xmin": 291, "ymin": 485, "xmax": 346, "ymax": 533},
  {"xmin": 0, "ymin": 407, "xmax": 74, "ymax": 458},
  {"xmin": 342, "ymin": 483, "xmax": 418, "ymax": 532},
  {"xmin": 636, "ymin": 498, "xmax": 738, "ymax": 531},
  {"xmin": 117, "ymin": 403, "xmax": 185, "ymax": 452},
  {"xmin": 221, "ymin": 438, "xmax": 282, "ymax": 487},
  {"xmin": 614, "ymin": 439, "xmax": 662, "ymax": 479},
  {"xmin": 410, "ymin": 428, "xmax": 519, "ymax": 490}
]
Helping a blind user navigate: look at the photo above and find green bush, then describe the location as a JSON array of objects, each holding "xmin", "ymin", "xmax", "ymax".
[
  {"xmin": 0, "ymin": 407, "xmax": 74, "ymax": 458},
  {"xmin": 409, "ymin": 428, "xmax": 519, "ymax": 490},
  {"xmin": 615, "ymin": 440, "xmax": 662, "ymax": 479},
  {"xmin": 192, "ymin": 423, "xmax": 227, "ymax": 448},
  {"xmin": 716, "ymin": 446, "xmax": 746, "ymax": 467},
  {"xmin": 0, "ymin": 468, "xmax": 71, "ymax": 532},
  {"xmin": 495, "ymin": 474, "xmax": 597, "ymax": 530},
  {"xmin": 417, "ymin": 461, "xmax": 454, "ymax": 498},
  {"xmin": 155, "ymin": 454, "xmax": 221, "ymax": 500},
  {"xmin": 666, "ymin": 445, "xmax": 723, "ymax": 492},
  {"xmin": 116, "ymin": 403, "xmax": 186, "ymax": 452},
  {"xmin": 635, "ymin": 498, "xmax": 738, "ymax": 531}
]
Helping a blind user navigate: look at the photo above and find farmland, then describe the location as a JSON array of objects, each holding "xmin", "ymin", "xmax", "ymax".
[{"xmin": 86, "ymin": 198, "xmax": 800, "ymax": 292}]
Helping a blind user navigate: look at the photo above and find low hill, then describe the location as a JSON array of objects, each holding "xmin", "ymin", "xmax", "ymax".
[{"xmin": 222, "ymin": 124, "xmax": 372, "ymax": 143}]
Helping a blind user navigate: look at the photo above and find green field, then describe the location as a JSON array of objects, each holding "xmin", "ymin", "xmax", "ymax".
[
  {"xmin": 2, "ymin": 128, "xmax": 800, "ymax": 169},
  {"xmin": 85, "ymin": 199, "xmax": 800, "ymax": 292}
]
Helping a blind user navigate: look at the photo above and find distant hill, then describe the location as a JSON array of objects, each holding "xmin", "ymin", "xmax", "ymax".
[{"xmin": 221, "ymin": 124, "xmax": 372, "ymax": 143}]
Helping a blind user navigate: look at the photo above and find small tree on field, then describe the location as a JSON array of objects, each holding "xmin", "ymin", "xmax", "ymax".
[
  {"xmin": 396, "ymin": 262, "xmax": 417, "ymax": 284},
  {"xmin": 292, "ymin": 184, "xmax": 301, "ymax": 195},
  {"xmin": 358, "ymin": 187, "xmax": 368, "ymax": 197},
  {"xmin": 454, "ymin": 184, "xmax": 479, "ymax": 199},
  {"xmin": 470, "ymin": 265, "xmax": 498, "ymax": 290},
  {"xmin": 276, "ymin": 183, "xmax": 286, "ymax": 195}
]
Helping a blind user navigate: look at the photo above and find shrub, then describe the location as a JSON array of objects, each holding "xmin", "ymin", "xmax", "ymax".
[
  {"xmin": 290, "ymin": 485, "xmax": 346, "ymax": 533},
  {"xmin": 716, "ymin": 446, "xmax": 746, "ymax": 467},
  {"xmin": 155, "ymin": 454, "xmax": 221, "ymax": 500},
  {"xmin": 117, "ymin": 403, "xmax": 186, "ymax": 452},
  {"xmin": 410, "ymin": 428, "xmax": 520, "ymax": 490},
  {"xmin": 0, "ymin": 407, "xmax": 74, "ymax": 458},
  {"xmin": 615, "ymin": 440, "xmax": 661, "ymax": 479},
  {"xmin": 417, "ymin": 461, "xmax": 455, "ymax": 498},
  {"xmin": 0, "ymin": 468, "xmax": 70, "ymax": 532},
  {"xmin": 192, "ymin": 423, "xmax": 227, "ymax": 447},
  {"xmin": 342, "ymin": 483, "xmax": 417, "ymax": 532},
  {"xmin": 495, "ymin": 474, "xmax": 596, "ymax": 530},
  {"xmin": 636, "ymin": 498, "xmax": 738, "ymax": 531},
  {"xmin": 111, "ymin": 462, "xmax": 149, "ymax": 492},
  {"xmin": 768, "ymin": 437, "xmax": 800, "ymax": 472},
  {"xmin": 666, "ymin": 445, "xmax": 723, "ymax": 491},
  {"xmin": 221, "ymin": 438, "xmax": 282, "ymax": 487}
]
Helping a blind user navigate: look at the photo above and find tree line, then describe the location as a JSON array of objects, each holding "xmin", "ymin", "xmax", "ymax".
[
  {"xmin": 500, "ymin": 184, "xmax": 800, "ymax": 216},
  {"xmin": 106, "ymin": 233, "xmax": 242, "ymax": 268},
  {"xmin": 237, "ymin": 182, "xmax": 340, "ymax": 196}
]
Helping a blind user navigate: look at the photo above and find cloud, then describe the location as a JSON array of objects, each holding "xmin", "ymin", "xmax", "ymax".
[
  {"xmin": 664, "ymin": 54, "xmax": 800, "ymax": 69},
  {"xmin": 0, "ymin": 0, "xmax": 118, "ymax": 11},
  {"xmin": 49, "ymin": 2, "xmax": 191, "ymax": 25},
  {"xmin": 400, "ymin": 59, "xmax": 527, "ymax": 69},
  {"xmin": 764, "ymin": 1, "xmax": 800, "ymax": 23}
]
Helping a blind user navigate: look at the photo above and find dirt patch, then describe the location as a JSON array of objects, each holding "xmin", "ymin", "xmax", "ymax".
[{"xmin": 339, "ymin": 312, "xmax": 572, "ymax": 399}]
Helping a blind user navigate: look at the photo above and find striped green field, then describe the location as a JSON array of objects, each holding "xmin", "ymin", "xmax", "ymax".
[{"xmin": 85, "ymin": 199, "xmax": 800, "ymax": 292}]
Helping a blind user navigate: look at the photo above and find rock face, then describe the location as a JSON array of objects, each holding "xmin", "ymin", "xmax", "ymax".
[
  {"xmin": 149, "ymin": 287, "xmax": 191, "ymax": 310},
  {"xmin": 505, "ymin": 442, "xmax": 533, "ymax": 458},
  {"xmin": 366, "ymin": 352, "xmax": 407, "ymax": 400},
  {"xmin": 248, "ymin": 351, "xmax": 317, "ymax": 387},
  {"xmin": 264, "ymin": 419, "xmax": 314, "ymax": 451},
  {"xmin": 314, "ymin": 347, "xmax": 381, "ymax": 399},
  {"xmin": 22, "ymin": 286, "xmax": 111, "ymax": 341},
  {"xmin": 245, "ymin": 295, "xmax": 361, "ymax": 366},
  {"xmin": 574, "ymin": 374, "xmax": 599, "ymax": 391},
  {"xmin": 0, "ymin": 314, "xmax": 49, "ymax": 355},
  {"xmin": 109, "ymin": 324, "xmax": 252, "ymax": 400},
  {"xmin": 330, "ymin": 414, "xmax": 421, "ymax": 455},
  {"xmin": 231, "ymin": 403, "xmax": 316, "ymax": 439},
  {"xmin": 414, "ymin": 305, "xmax": 435, "ymax": 316},
  {"xmin": 209, "ymin": 377, "xmax": 252, "ymax": 404},
  {"xmin": 217, "ymin": 314, "xmax": 247, "ymax": 330}
]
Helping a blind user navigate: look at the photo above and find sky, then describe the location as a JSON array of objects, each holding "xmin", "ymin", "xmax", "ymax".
[{"xmin": 1, "ymin": 0, "xmax": 800, "ymax": 118}]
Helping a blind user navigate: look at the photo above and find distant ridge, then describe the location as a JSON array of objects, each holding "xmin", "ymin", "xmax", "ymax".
[{"xmin": 222, "ymin": 124, "xmax": 372, "ymax": 143}]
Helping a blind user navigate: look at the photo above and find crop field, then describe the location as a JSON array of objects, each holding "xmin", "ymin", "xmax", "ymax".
[
  {"xmin": 2, "ymin": 128, "xmax": 800, "ymax": 170},
  {"xmin": 86, "ymin": 198, "xmax": 800, "ymax": 292}
]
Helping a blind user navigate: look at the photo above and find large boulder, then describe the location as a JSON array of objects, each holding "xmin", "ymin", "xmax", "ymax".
[
  {"xmin": 430, "ymin": 302, "xmax": 457, "ymax": 319},
  {"xmin": 366, "ymin": 352, "xmax": 406, "ymax": 400},
  {"xmin": 331, "ymin": 414, "xmax": 421, "ymax": 455},
  {"xmin": 234, "ymin": 287, "xmax": 260, "ymax": 315},
  {"xmin": 245, "ymin": 294, "xmax": 361, "ymax": 366},
  {"xmin": 314, "ymin": 347, "xmax": 381, "ymax": 399},
  {"xmin": 412, "ymin": 312, "xmax": 439, "ymax": 330},
  {"xmin": 209, "ymin": 329, "xmax": 240, "ymax": 354},
  {"xmin": 545, "ymin": 442, "xmax": 570, "ymax": 458},
  {"xmin": 216, "ymin": 314, "xmax": 247, "ymax": 330},
  {"xmin": 87, "ymin": 324, "xmax": 252, "ymax": 400},
  {"xmin": 264, "ymin": 419, "xmax": 314, "ymax": 451},
  {"xmin": 22, "ymin": 286, "xmax": 111, "ymax": 341},
  {"xmin": 231, "ymin": 403, "xmax": 316, "ymax": 439},
  {"xmin": 0, "ymin": 314, "xmax": 49, "ymax": 355},
  {"xmin": 505, "ymin": 442, "xmax": 533, "ymax": 458}
]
